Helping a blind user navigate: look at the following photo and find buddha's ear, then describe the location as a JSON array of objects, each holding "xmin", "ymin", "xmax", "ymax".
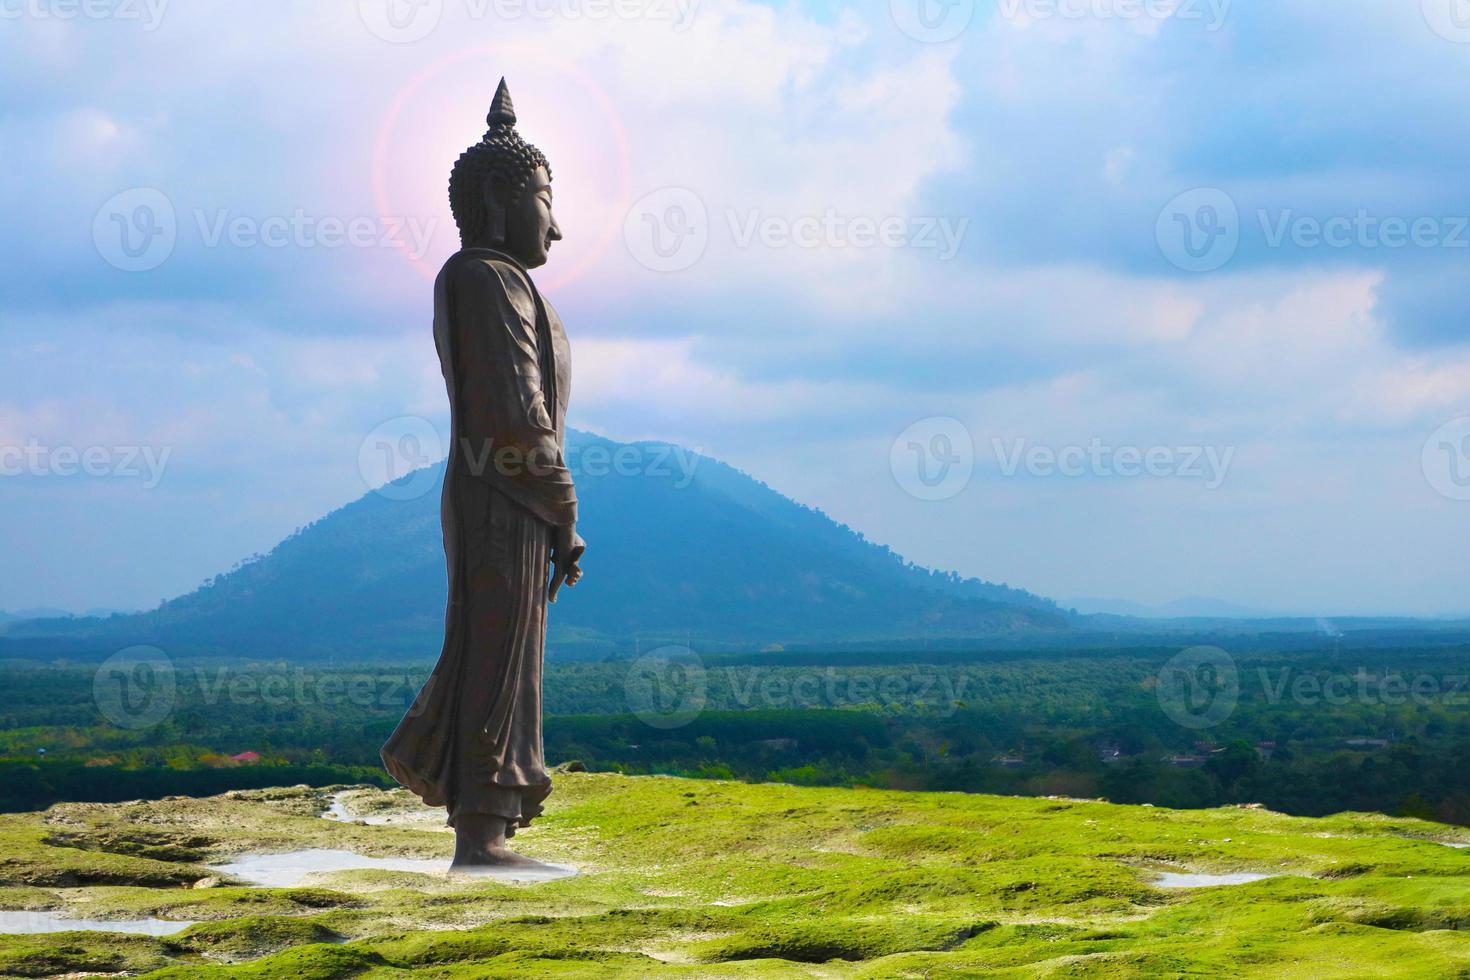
[{"xmin": 480, "ymin": 176, "xmax": 508, "ymax": 246}]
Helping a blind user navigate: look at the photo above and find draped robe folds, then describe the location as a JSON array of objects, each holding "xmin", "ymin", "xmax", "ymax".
[{"xmin": 381, "ymin": 247, "xmax": 575, "ymax": 833}]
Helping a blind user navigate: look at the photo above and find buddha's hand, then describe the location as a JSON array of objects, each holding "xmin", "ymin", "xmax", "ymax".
[{"xmin": 549, "ymin": 524, "xmax": 585, "ymax": 603}]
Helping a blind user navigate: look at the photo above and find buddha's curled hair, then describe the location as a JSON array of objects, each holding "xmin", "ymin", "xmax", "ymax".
[{"xmin": 448, "ymin": 78, "xmax": 552, "ymax": 248}]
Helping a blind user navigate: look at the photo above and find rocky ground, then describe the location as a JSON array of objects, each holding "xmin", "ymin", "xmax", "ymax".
[{"xmin": 1, "ymin": 770, "xmax": 1468, "ymax": 977}]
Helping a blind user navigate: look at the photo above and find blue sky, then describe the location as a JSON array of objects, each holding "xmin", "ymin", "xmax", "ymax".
[{"xmin": 2, "ymin": 0, "xmax": 1468, "ymax": 615}]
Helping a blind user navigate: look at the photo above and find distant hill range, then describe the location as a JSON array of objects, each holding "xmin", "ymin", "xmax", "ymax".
[
  {"xmin": 3, "ymin": 431, "xmax": 1070, "ymax": 660},
  {"xmin": 0, "ymin": 607, "xmax": 135, "ymax": 625},
  {"xmin": 1065, "ymin": 596, "xmax": 1284, "ymax": 619}
]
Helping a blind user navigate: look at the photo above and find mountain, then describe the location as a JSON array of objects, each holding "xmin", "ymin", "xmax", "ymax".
[{"xmin": 7, "ymin": 431, "xmax": 1068, "ymax": 660}]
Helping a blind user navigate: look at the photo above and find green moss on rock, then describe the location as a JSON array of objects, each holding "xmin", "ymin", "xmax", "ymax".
[{"xmin": 0, "ymin": 774, "xmax": 1464, "ymax": 978}]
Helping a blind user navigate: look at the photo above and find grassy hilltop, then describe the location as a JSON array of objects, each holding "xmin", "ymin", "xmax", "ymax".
[{"xmin": 1, "ymin": 773, "xmax": 1468, "ymax": 978}]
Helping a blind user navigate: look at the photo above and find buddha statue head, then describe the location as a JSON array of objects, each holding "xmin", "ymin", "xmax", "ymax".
[{"xmin": 448, "ymin": 78, "xmax": 562, "ymax": 268}]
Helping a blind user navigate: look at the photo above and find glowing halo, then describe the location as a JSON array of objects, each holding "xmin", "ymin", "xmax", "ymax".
[{"xmin": 372, "ymin": 46, "xmax": 631, "ymax": 292}]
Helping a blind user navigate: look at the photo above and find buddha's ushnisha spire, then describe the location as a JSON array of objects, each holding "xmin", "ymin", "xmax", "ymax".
[{"xmin": 487, "ymin": 77, "xmax": 517, "ymax": 129}]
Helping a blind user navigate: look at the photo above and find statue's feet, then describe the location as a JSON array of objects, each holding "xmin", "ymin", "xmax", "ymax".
[{"xmin": 450, "ymin": 814, "xmax": 553, "ymax": 873}]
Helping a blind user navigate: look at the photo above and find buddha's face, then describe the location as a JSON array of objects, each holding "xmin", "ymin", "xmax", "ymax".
[{"xmin": 498, "ymin": 166, "xmax": 561, "ymax": 268}]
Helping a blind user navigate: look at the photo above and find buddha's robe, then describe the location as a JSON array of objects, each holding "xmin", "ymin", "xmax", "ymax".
[{"xmin": 382, "ymin": 247, "xmax": 574, "ymax": 833}]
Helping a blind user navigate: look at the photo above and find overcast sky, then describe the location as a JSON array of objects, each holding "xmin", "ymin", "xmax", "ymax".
[{"xmin": 2, "ymin": 0, "xmax": 1469, "ymax": 615}]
